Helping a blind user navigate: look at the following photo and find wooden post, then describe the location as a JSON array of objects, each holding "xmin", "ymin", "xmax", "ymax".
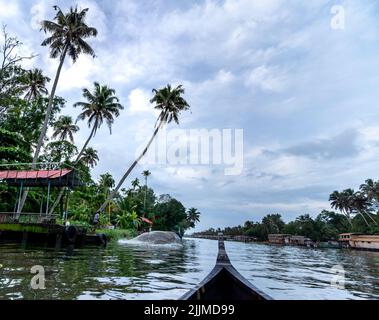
[
  {"xmin": 46, "ymin": 180, "xmax": 51, "ymax": 215},
  {"xmin": 55, "ymin": 233, "xmax": 62, "ymax": 250}
]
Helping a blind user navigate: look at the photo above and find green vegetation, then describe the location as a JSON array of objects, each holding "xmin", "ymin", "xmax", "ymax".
[
  {"xmin": 0, "ymin": 224, "xmax": 48, "ymax": 233},
  {"xmin": 0, "ymin": 7, "xmax": 200, "ymax": 237}
]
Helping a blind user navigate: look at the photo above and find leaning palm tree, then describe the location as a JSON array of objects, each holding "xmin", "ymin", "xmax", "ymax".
[
  {"xmin": 142, "ymin": 170, "xmax": 151, "ymax": 210},
  {"xmin": 360, "ymin": 179, "xmax": 379, "ymax": 225},
  {"xmin": 80, "ymin": 147, "xmax": 99, "ymax": 168},
  {"xmin": 47, "ymin": 82, "xmax": 123, "ymax": 215},
  {"xmin": 52, "ymin": 115, "xmax": 79, "ymax": 143},
  {"xmin": 18, "ymin": 6, "xmax": 97, "ymax": 212},
  {"xmin": 350, "ymin": 191, "xmax": 373, "ymax": 227},
  {"xmin": 20, "ymin": 68, "xmax": 50, "ymax": 102},
  {"xmin": 98, "ymin": 84, "xmax": 190, "ymax": 213}
]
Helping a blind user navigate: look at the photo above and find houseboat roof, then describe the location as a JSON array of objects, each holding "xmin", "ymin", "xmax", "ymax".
[
  {"xmin": 0, "ymin": 169, "xmax": 82, "ymax": 187},
  {"xmin": 351, "ymin": 235, "xmax": 379, "ymax": 242}
]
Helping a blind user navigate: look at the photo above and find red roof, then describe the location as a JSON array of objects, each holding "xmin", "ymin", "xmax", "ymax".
[{"xmin": 0, "ymin": 169, "xmax": 72, "ymax": 180}]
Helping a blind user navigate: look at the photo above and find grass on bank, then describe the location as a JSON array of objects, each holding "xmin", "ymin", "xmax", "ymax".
[
  {"xmin": 56, "ymin": 219, "xmax": 136, "ymax": 242},
  {"xmin": 95, "ymin": 228, "xmax": 136, "ymax": 241}
]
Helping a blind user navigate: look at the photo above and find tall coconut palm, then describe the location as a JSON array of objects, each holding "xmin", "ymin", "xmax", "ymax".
[
  {"xmin": 48, "ymin": 82, "xmax": 123, "ymax": 214},
  {"xmin": 52, "ymin": 115, "xmax": 79, "ymax": 143},
  {"xmin": 20, "ymin": 68, "xmax": 50, "ymax": 101},
  {"xmin": 74, "ymin": 82, "xmax": 123, "ymax": 162},
  {"xmin": 80, "ymin": 147, "xmax": 99, "ymax": 168},
  {"xmin": 99, "ymin": 173, "xmax": 115, "ymax": 224},
  {"xmin": 142, "ymin": 170, "xmax": 151, "ymax": 210},
  {"xmin": 98, "ymin": 84, "xmax": 190, "ymax": 212},
  {"xmin": 18, "ymin": 6, "xmax": 97, "ymax": 212}
]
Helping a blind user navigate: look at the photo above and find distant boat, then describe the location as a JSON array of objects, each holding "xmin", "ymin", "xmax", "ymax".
[{"xmin": 180, "ymin": 235, "xmax": 272, "ymax": 300}]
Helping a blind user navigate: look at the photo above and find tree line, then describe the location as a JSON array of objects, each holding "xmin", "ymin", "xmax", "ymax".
[{"xmin": 198, "ymin": 179, "xmax": 379, "ymax": 242}]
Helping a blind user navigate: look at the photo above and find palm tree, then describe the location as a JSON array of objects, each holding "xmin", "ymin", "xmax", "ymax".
[
  {"xmin": 360, "ymin": 179, "xmax": 379, "ymax": 225},
  {"xmin": 99, "ymin": 173, "xmax": 115, "ymax": 225},
  {"xmin": 131, "ymin": 178, "xmax": 140, "ymax": 191},
  {"xmin": 187, "ymin": 207, "xmax": 200, "ymax": 228},
  {"xmin": 360, "ymin": 179, "xmax": 377, "ymax": 202},
  {"xmin": 52, "ymin": 115, "xmax": 79, "ymax": 143},
  {"xmin": 18, "ymin": 6, "xmax": 97, "ymax": 212},
  {"xmin": 20, "ymin": 68, "xmax": 50, "ymax": 101},
  {"xmin": 329, "ymin": 190, "xmax": 353, "ymax": 226},
  {"xmin": 74, "ymin": 82, "xmax": 124, "ymax": 162},
  {"xmin": 99, "ymin": 173, "xmax": 115, "ymax": 193},
  {"xmin": 80, "ymin": 147, "xmax": 99, "ymax": 168},
  {"xmin": 98, "ymin": 84, "xmax": 190, "ymax": 212},
  {"xmin": 47, "ymin": 82, "xmax": 123, "ymax": 214},
  {"xmin": 350, "ymin": 191, "xmax": 373, "ymax": 227},
  {"xmin": 142, "ymin": 170, "xmax": 151, "ymax": 210}
]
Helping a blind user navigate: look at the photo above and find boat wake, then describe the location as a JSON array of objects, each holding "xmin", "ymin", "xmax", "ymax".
[
  {"xmin": 118, "ymin": 231, "xmax": 183, "ymax": 249},
  {"xmin": 118, "ymin": 238, "xmax": 183, "ymax": 249}
]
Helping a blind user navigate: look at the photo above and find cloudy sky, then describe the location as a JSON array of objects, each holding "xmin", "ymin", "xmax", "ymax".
[{"xmin": 1, "ymin": 0, "xmax": 379, "ymax": 231}]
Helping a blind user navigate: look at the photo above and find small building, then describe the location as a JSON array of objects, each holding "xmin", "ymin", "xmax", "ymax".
[{"xmin": 268, "ymin": 234, "xmax": 291, "ymax": 244}]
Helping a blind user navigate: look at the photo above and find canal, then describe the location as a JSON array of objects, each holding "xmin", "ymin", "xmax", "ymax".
[{"xmin": 0, "ymin": 238, "xmax": 378, "ymax": 299}]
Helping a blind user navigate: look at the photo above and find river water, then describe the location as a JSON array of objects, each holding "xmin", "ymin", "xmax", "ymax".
[{"xmin": 0, "ymin": 237, "xmax": 378, "ymax": 300}]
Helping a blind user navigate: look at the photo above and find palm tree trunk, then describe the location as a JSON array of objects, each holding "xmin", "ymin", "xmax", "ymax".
[
  {"xmin": 48, "ymin": 124, "xmax": 97, "ymax": 215},
  {"xmin": 359, "ymin": 211, "xmax": 370, "ymax": 227},
  {"xmin": 98, "ymin": 115, "xmax": 166, "ymax": 213},
  {"xmin": 74, "ymin": 124, "xmax": 97, "ymax": 164},
  {"xmin": 144, "ymin": 176, "xmax": 148, "ymax": 211},
  {"xmin": 366, "ymin": 212, "xmax": 378, "ymax": 225},
  {"xmin": 18, "ymin": 45, "xmax": 69, "ymax": 213}
]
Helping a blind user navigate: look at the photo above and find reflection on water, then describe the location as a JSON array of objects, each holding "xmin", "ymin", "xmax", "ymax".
[{"xmin": 0, "ymin": 238, "xmax": 378, "ymax": 300}]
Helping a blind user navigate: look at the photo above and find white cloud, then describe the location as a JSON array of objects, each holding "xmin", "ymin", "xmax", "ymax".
[
  {"xmin": 245, "ymin": 65, "xmax": 288, "ymax": 92},
  {"xmin": 0, "ymin": 0, "xmax": 20, "ymax": 18},
  {"xmin": 58, "ymin": 55, "xmax": 100, "ymax": 92},
  {"xmin": 127, "ymin": 88, "xmax": 153, "ymax": 114}
]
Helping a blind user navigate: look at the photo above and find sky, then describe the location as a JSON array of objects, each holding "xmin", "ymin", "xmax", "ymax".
[{"xmin": 1, "ymin": 0, "xmax": 379, "ymax": 232}]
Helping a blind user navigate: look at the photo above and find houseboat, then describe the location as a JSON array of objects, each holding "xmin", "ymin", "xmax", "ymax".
[
  {"xmin": 268, "ymin": 234, "xmax": 291, "ymax": 244},
  {"xmin": 268, "ymin": 234, "xmax": 315, "ymax": 247},
  {"xmin": 339, "ymin": 233, "xmax": 379, "ymax": 251}
]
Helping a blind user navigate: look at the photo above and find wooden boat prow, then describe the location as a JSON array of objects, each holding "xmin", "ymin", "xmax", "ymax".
[{"xmin": 180, "ymin": 234, "xmax": 273, "ymax": 300}]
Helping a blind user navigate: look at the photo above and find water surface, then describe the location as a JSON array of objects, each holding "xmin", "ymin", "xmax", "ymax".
[{"xmin": 0, "ymin": 238, "xmax": 378, "ymax": 300}]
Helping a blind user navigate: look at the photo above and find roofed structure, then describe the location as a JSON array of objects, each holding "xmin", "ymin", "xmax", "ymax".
[{"xmin": 0, "ymin": 169, "xmax": 83, "ymax": 187}]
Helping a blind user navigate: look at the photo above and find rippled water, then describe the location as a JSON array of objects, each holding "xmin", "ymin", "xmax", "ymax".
[{"xmin": 0, "ymin": 238, "xmax": 378, "ymax": 300}]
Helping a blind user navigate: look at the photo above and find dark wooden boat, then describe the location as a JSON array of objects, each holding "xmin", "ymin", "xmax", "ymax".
[{"xmin": 180, "ymin": 235, "xmax": 273, "ymax": 300}]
